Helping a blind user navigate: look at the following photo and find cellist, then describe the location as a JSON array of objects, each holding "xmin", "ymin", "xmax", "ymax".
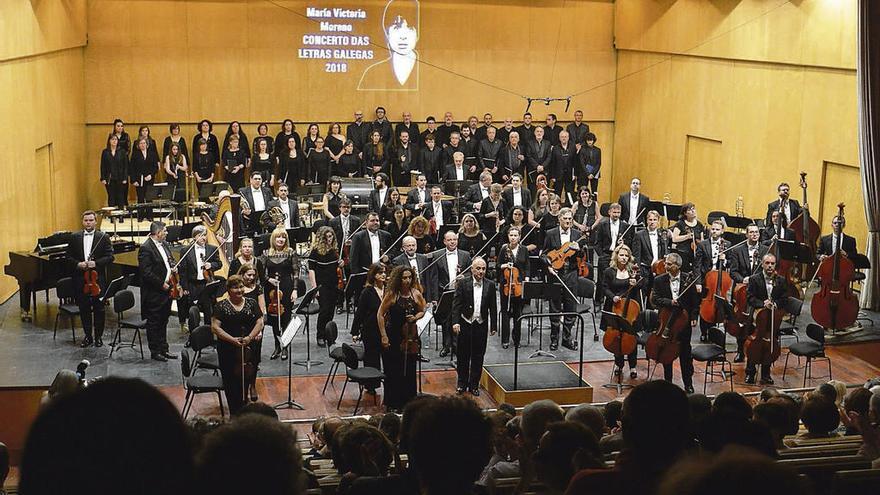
[
  {"xmin": 542, "ymin": 208, "xmax": 584, "ymax": 351},
  {"xmin": 66, "ymin": 210, "xmax": 114, "ymax": 348},
  {"xmin": 650, "ymin": 252, "xmax": 699, "ymax": 393},
  {"xmin": 745, "ymin": 254, "xmax": 790, "ymax": 385},
  {"xmin": 498, "ymin": 226, "xmax": 530, "ymax": 349},
  {"xmin": 602, "ymin": 244, "xmax": 642, "ymax": 378},
  {"xmin": 817, "ymin": 215, "xmax": 858, "ymax": 260},
  {"xmin": 694, "ymin": 220, "xmax": 731, "ymax": 341},
  {"xmin": 729, "ymin": 224, "xmax": 767, "ymax": 362}
]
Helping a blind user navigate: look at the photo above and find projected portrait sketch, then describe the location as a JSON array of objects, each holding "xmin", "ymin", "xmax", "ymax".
[{"xmin": 358, "ymin": 0, "xmax": 419, "ymax": 91}]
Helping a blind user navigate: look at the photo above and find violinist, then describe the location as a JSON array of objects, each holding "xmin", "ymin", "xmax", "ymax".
[
  {"xmin": 67, "ymin": 210, "xmax": 114, "ymax": 348},
  {"xmin": 594, "ymin": 203, "xmax": 631, "ymax": 304},
  {"xmin": 479, "ymin": 183, "xmax": 508, "ymax": 236},
  {"xmin": 572, "ymin": 186, "xmax": 599, "ymax": 235},
  {"xmin": 393, "ymin": 236, "xmax": 438, "ymax": 304},
  {"xmin": 137, "ymin": 221, "xmax": 177, "ymax": 362},
  {"xmin": 602, "ymin": 244, "xmax": 642, "ymax": 378},
  {"xmin": 671, "ymin": 202, "xmax": 705, "ymax": 271},
  {"xmin": 502, "ymin": 174, "xmax": 532, "ymax": 210},
  {"xmin": 260, "ymin": 227, "xmax": 300, "ymax": 360},
  {"xmin": 542, "ymin": 208, "xmax": 584, "ymax": 351},
  {"xmin": 761, "ymin": 210, "xmax": 796, "ymax": 244},
  {"xmin": 329, "ymin": 198, "xmax": 362, "ymax": 254},
  {"xmin": 177, "ymin": 226, "xmax": 222, "ymax": 331},
  {"xmin": 464, "ymin": 172, "xmax": 492, "ymax": 212},
  {"xmin": 498, "ymin": 227, "xmax": 530, "ymax": 349},
  {"xmin": 729, "ymin": 225, "xmax": 768, "ymax": 361},
  {"xmin": 503, "ymin": 206, "xmax": 538, "ymax": 253},
  {"xmin": 450, "ymin": 257, "xmax": 497, "ymax": 396},
  {"xmin": 765, "ymin": 182, "xmax": 802, "ymax": 226},
  {"xmin": 211, "ymin": 275, "xmax": 263, "ymax": 414},
  {"xmin": 377, "ymin": 265, "xmax": 427, "ymax": 412},
  {"xmin": 308, "ymin": 226, "xmax": 343, "ymax": 348},
  {"xmin": 405, "ymin": 174, "xmax": 430, "ymax": 217},
  {"xmin": 694, "ymin": 220, "xmax": 731, "ymax": 341},
  {"xmin": 650, "ymin": 252, "xmax": 699, "ymax": 393},
  {"xmin": 407, "ymin": 216, "xmax": 437, "ymax": 255},
  {"xmin": 817, "ymin": 215, "xmax": 857, "ymax": 259},
  {"xmin": 632, "ymin": 210, "xmax": 668, "ymax": 283},
  {"xmin": 745, "ymin": 254, "xmax": 790, "ymax": 385}
]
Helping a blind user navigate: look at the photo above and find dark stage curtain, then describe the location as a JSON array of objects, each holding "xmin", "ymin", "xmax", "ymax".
[{"xmin": 858, "ymin": 0, "xmax": 880, "ymax": 310}]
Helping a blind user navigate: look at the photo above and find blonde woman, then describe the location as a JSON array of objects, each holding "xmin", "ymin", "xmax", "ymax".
[
  {"xmin": 261, "ymin": 227, "xmax": 301, "ymax": 360},
  {"xmin": 457, "ymin": 213, "xmax": 486, "ymax": 258},
  {"xmin": 602, "ymin": 244, "xmax": 643, "ymax": 378},
  {"xmin": 407, "ymin": 215, "xmax": 436, "ymax": 254}
]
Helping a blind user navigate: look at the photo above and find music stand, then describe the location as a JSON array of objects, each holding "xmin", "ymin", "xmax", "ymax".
[
  {"xmin": 100, "ymin": 275, "xmax": 131, "ymax": 302},
  {"xmin": 775, "ymin": 239, "xmax": 812, "ymax": 265},
  {"xmin": 274, "ymin": 314, "xmax": 306, "ymax": 411},
  {"xmin": 724, "ymin": 215, "xmax": 754, "ymax": 231},
  {"xmin": 444, "ymin": 180, "xmax": 474, "ymax": 222},
  {"xmin": 433, "ymin": 290, "xmax": 456, "ymax": 367},
  {"xmin": 198, "ymin": 183, "xmax": 215, "ymax": 202},
  {"xmin": 600, "ymin": 311, "xmax": 636, "ymax": 394},
  {"xmin": 344, "ymin": 272, "xmax": 367, "ymax": 327},
  {"xmin": 523, "ymin": 281, "xmax": 562, "ymax": 359},
  {"xmin": 662, "ymin": 203, "xmax": 684, "ymax": 227},
  {"xmin": 292, "ymin": 286, "xmax": 321, "ymax": 370},
  {"xmin": 416, "ymin": 308, "xmax": 433, "ymax": 393}
]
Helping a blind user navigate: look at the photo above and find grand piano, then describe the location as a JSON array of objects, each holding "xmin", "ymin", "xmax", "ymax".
[{"xmin": 4, "ymin": 232, "xmax": 139, "ymax": 321}]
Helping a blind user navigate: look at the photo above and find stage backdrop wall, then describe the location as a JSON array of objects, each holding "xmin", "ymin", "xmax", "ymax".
[
  {"xmin": 0, "ymin": 0, "xmax": 88, "ymax": 303},
  {"xmin": 83, "ymin": 0, "xmax": 618, "ymax": 205},
  {"xmin": 612, "ymin": 0, "xmax": 864, "ymax": 249}
]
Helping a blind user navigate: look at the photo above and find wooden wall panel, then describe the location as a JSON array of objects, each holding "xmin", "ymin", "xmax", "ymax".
[{"xmin": 821, "ymin": 162, "xmax": 866, "ymax": 251}]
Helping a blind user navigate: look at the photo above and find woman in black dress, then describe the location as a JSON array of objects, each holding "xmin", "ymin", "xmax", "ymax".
[
  {"xmin": 478, "ymin": 183, "xmax": 508, "ymax": 236},
  {"xmin": 351, "ymin": 263, "xmax": 386, "ymax": 381},
  {"xmin": 211, "ymin": 275, "xmax": 263, "ymax": 414},
  {"xmin": 308, "ymin": 226, "xmax": 342, "ymax": 347},
  {"xmin": 221, "ymin": 134, "xmax": 248, "ymax": 191},
  {"xmin": 274, "ymin": 119, "xmax": 301, "ymax": 160},
  {"xmin": 602, "ymin": 244, "xmax": 642, "ymax": 379},
  {"xmin": 379, "ymin": 187, "xmax": 401, "ymax": 226},
  {"xmin": 322, "ymin": 177, "xmax": 345, "ymax": 220},
  {"xmin": 278, "ymin": 136, "xmax": 303, "ymax": 187},
  {"xmin": 251, "ymin": 138, "xmax": 275, "ymax": 188},
  {"xmin": 337, "ymin": 140, "xmax": 361, "ymax": 177},
  {"xmin": 384, "ymin": 206, "xmax": 410, "ymax": 243},
  {"xmin": 498, "ymin": 226, "xmax": 530, "ymax": 348},
  {"xmin": 326, "ymin": 123, "xmax": 346, "ymax": 162},
  {"xmin": 364, "ymin": 131, "xmax": 388, "ymax": 177},
  {"xmin": 303, "ymin": 123, "xmax": 321, "ymax": 157},
  {"xmin": 229, "ymin": 238, "xmax": 264, "ymax": 280},
  {"xmin": 100, "ymin": 134, "xmax": 128, "ymax": 207},
  {"xmin": 129, "ymin": 137, "xmax": 159, "ymax": 205},
  {"xmin": 222, "ymin": 121, "xmax": 251, "ymax": 159},
  {"xmin": 192, "ymin": 139, "xmax": 216, "ymax": 185},
  {"xmin": 458, "ymin": 213, "xmax": 487, "ymax": 259},
  {"xmin": 163, "ymin": 142, "xmax": 189, "ymax": 202},
  {"xmin": 111, "ymin": 118, "xmax": 131, "ymax": 156},
  {"xmin": 407, "ymin": 216, "xmax": 436, "ymax": 255},
  {"xmin": 573, "ymin": 186, "xmax": 599, "ymax": 235},
  {"xmin": 162, "ymin": 123, "xmax": 189, "ymax": 165},
  {"xmin": 192, "ymin": 119, "xmax": 220, "ymax": 178},
  {"xmin": 252, "ymin": 123, "xmax": 274, "ymax": 157},
  {"xmin": 670, "ymin": 202, "xmax": 704, "ymax": 272},
  {"xmin": 540, "ymin": 193, "xmax": 562, "ymax": 232},
  {"xmin": 261, "ymin": 227, "xmax": 301, "ymax": 360},
  {"xmin": 307, "ymin": 137, "xmax": 332, "ymax": 185},
  {"xmin": 377, "ymin": 265, "xmax": 427, "ymax": 413},
  {"xmin": 238, "ymin": 263, "xmax": 266, "ymax": 400}
]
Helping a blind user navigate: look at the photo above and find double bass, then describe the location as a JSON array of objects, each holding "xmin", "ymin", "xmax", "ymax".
[
  {"xmin": 602, "ymin": 267, "xmax": 641, "ymax": 357},
  {"xmin": 810, "ymin": 203, "xmax": 859, "ymax": 330},
  {"xmin": 789, "ymin": 171, "xmax": 821, "ymax": 281}
]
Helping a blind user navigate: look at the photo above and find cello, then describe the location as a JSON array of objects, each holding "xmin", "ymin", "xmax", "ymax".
[
  {"xmin": 602, "ymin": 267, "xmax": 641, "ymax": 357},
  {"xmin": 699, "ymin": 245, "xmax": 733, "ymax": 326},
  {"xmin": 646, "ymin": 275, "xmax": 698, "ymax": 365},
  {"xmin": 789, "ymin": 171, "xmax": 821, "ymax": 281},
  {"xmin": 810, "ymin": 203, "xmax": 859, "ymax": 330},
  {"xmin": 744, "ymin": 303, "xmax": 785, "ymax": 368}
]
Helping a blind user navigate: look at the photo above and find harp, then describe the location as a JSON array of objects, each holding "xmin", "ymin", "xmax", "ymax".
[{"xmin": 202, "ymin": 194, "xmax": 242, "ymax": 278}]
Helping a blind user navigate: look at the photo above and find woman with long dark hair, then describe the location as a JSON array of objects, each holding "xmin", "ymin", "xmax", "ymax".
[
  {"xmin": 364, "ymin": 130, "xmax": 388, "ymax": 177},
  {"xmin": 163, "ymin": 142, "xmax": 188, "ymax": 202},
  {"xmin": 303, "ymin": 123, "xmax": 321, "ymax": 156},
  {"xmin": 252, "ymin": 123, "xmax": 274, "ymax": 157},
  {"xmin": 192, "ymin": 119, "xmax": 220, "ymax": 178},
  {"xmin": 101, "ymin": 133, "xmax": 129, "ymax": 207},
  {"xmin": 274, "ymin": 119, "xmax": 301, "ymax": 160},
  {"xmin": 326, "ymin": 123, "xmax": 346, "ymax": 162},
  {"xmin": 307, "ymin": 136, "xmax": 332, "ymax": 185},
  {"xmin": 323, "ymin": 177, "xmax": 346, "ymax": 220},
  {"xmin": 377, "ymin": 265, "xmax": 426, "ymax": 412},
  {"xmin": 162, "ymin": 123, "xmax": 188, "ymax": 163},
  {"xmin": 351, "ymin": 263, "xmax": 387, "ymax": 393},
  {"xmin": 251, "ymin": 138, "xmax": 275, "ymax": 188},
  {"xmin": 278, "ymin": 135, "xmax": 303, "ymax": 187},
  {"xmin": 222, "ymin": 121, "xmax": 250, "ymax": 159},
  {"xmin": 308, "ymin": 226, "xmax": 342, "ymax": 347}
]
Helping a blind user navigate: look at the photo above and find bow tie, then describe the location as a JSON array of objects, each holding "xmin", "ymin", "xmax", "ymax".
[
  {"xmin": 561, "ymin": 231, "xmax": 570, "ymax": 237},
  {"xmin": 474, "ymin": 283, "xmax": 482, "ymax": 289},
  {"xmin": 84, "ymin": 232, "xmax": 94, "ymax": 236},
  {"xmin": 408, "ymin": 256, "xmax": 417, "ymax": 261},
  {"xmin": 446, "ymin": 251, "xmax": 457, "ymax": 256}
]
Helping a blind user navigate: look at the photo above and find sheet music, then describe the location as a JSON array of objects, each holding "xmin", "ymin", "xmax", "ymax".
[
  {"xmin": 280, "ymin": 316, "xmax": 303, "ymax": 347},
  {"xmin": 417, "ymin": 307, "xmax": 433, "ymax": 335}
]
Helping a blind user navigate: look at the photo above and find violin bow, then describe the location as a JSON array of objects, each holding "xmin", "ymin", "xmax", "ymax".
[{"xmin": 616, "ymin": 207, "xmax": 646, "ymax": 247}]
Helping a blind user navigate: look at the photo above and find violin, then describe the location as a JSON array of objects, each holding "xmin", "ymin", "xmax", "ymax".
[
  {"xmin": 400, "ymin": 298, "xmax": 421, "ymax": 357},
  {"xmin": 500, "ymin": 245, "xmax": 524, "ymax": 298},
  {"xmin": 82, "ymin": 231, "xmax": 104, "ymax": 297},
  {"xmin": 602, "ymin": 267, "xmax": 641, "ymax": 356},
  {"xmin": 546, "ymin": 241, "xmax": 582, "ymax": 271},
  {"xmin": 168, "ymin": 270, "xmax": 183, "ymax": 299},
  {"xmin": 699, "ymin": 245, "xmax": 733, "ymax": 324},
  {"xmin": 810, "ymin": 203, "xmax": 858, "ymax": 330},
  {"xmin": 200, "ymin": 253, "xmax": 214, "ymax": 282},
  {"xmin": 646, "ymin": 275, "xmax": 697, "ymax": 365},
  {"xmin": 267, "ymin": 273, "xmax": 285, "ymax": 316},
  {"xmin": 652, "ymin": 259, "xmax": 667, "ymax": 275}
]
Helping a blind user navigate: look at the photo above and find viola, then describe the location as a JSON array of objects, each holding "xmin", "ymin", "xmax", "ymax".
[
  {"xmin": 501, "ymin": 265, "xmax": 523, "ymax": 298},
  {"xmin": 83, "ymin": 268, "xmax": 101, "ymax": 297},
  {"xmin": 401, "ymin": 300, "xmax": 421, "ymax": 356},
  {"xmin": 744, "ymin": 306, "xmax": 785, "ymax": 366},
  {"xmin": 200, "ymin": 253, "xmax": 214, "ymax": 282},
  {"xmin": 267, "ymin": 286, "xmax": 285, "ymax": 316},
  {"xmin": 546, "ymin": 241, "xmax": 582, "ymax": 271},
  {"xmin": 699, "ymin": 250, "xmax": 733, "ymax": 324},
  {"xmin": 651, "ymin": 259, "xmax": 667, "ymax": 275},
  {"xmin": 810, "ymin": 203, "xmax": 858, "ymax": 330},
  {"xmin": 576, "ymin": 250, "xmax": 591, "ymax": 279},
  {"xmin": 602, "ymin": 267, "xmax": 640, "ymax": 357}
]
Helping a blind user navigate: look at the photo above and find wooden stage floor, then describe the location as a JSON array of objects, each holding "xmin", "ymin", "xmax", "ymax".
[{"xmin": 161, "ymin": 345, "xmax": 879, "ymax": 424}]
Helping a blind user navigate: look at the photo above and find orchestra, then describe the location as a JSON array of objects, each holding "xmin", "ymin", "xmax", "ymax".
[{"xmin": 9, "ymin": 112, "xmax": 866, "ymax": 410}]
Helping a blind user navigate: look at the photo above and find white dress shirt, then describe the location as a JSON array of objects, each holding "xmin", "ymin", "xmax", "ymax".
[
  {"xmin": 250, "ymin": 187, "xmax": 266, "ymax": 212},
  {"xmin": 341, "ymin": 214, "xmax": 351, "ymax": 239},
  {"xmin": 195, "ymin": 245, "xmax": 206, "ymax": 281},
  {"xmin": 418, "ymin": 188, "xmax": 426, "ymax": 204},
  {"xmin": 83, "ymin": 230, "xmax": 95, "ymax": 261},
  {"xmin": 369, "ymin": 231, "xmax": 381, "ymax": 263},
  {"xmin": 463, "ymin": 278, "xmax": 484, "ymax": 324},
  {"xmin": 560, "ymin": 229, "xmax": 571, "ymax": 246},
  {"xmin": 407, "ymin": 254, "xmax": 419, "ymax": 281},
  {"xmin": 279, "ymin": 199, "xmax": 292, "ymax": 229},
  {"xmin": 610, "ymin": 220, "xmax": 620, "ymax": 247},
  {"xmin": 433, "ymin": 202, "xmax": 444, "ymax": 226},
  {"xmin": 648, "ymin": 230, "xmax": 659, "ymax": 262},
  {"xmin": 153, "ymin": 237, "xmax": 172, "ymax": 283},
  {"xmin": 629, "ymin": 193, "xmax": 640, "ymax": 225},
  {"xmin": 711, "ymin": 240, "xmax": 721, "ymax": 266},
  {"xmin": 378, "ymin": 187, "xmax": 388, "ymax": 207},
  {"xmin": 513, "ymin": 188, "xmax": 523, "ymax": 206},
  {"xmin": 455, "ymin": 166, "xmax": 464, "ymax": 180},
  {"xmin": 670, "ymin": 274, "xmax": 681, "ymax": 299},
  {"xmin": 445, "ymin": 250, "xmax": 459, "ymax": 288},
  {"xmin": 480, "ymin": 186, "xmax": 490, "ymax": 200}
]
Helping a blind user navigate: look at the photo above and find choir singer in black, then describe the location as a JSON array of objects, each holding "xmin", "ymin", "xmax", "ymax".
[
  {"xmin": 450, "ymin": 257, "xmax": 497, "ymax": 396},
  {"xmin": 67, "ymin": 210, "xmax": 114, "ymax": 347}
]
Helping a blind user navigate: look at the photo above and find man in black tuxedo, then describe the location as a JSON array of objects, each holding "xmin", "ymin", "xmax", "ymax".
[
  {"xmin": 818, "ymin": 215, "xmax": 858, "ymax": 259},
  {"xmin": 450, "ymin": 257, "xmax": 497, "ymax": 396},
  {"xmin": 594, "ymin": 203, "xmax": 631, "ymax": 304},
  {"xmin": 176, "ymin": 225, "xmax": 222, "ymax": 330},
  {"xmin": 394, "ymin": 236, "xmax": 439, "ymax": 307},
  {"xmin": 693, "ymin": 220, "xmax": 731, "ymax": 340},
  {"xmin": 501, "ymin": 173, "xmax": 532, "ymax": 210},
  {"xmin": 423, "ymin": 186, "xmax": 454, "ymax": 231},
  {"xmin": 632, "ymin": 210, "xmax": 668, "ymax": 291},
  {"xmin": 618, "ymin": 178, "xmax": 651, "ymax": 227},
  {"xmin": 542, "ymin": 208, "xmax": 584, "ymax": 351},
  {"xmin": 367, "ymin": 172, "xmax": 390, "ymax": 213},
  {"xmin": 650, "ymin": 252, "xmax": 700, "ymax": 393},
  {"xmin": 405, "ymin": 174, "xmax": 430, "ymax": 217},
  {"xmin": 464, "ymin": 172, "xmax": 492, "ymax": 212},
  {"xmin": 433, "ymin": 231, "xmax": 472, "ymax": 357},
  {"xmin": 765, "ymin": 182, "xmax": 802, "ymax": 226},
  {"xmin": 745, "ymin": 254, "xmax": 791, "ymax": 385},
  {"xmin": 349, "ymin": 211, "xmax": 391, "ymax": 284},
  {"xmin": 238, "ymin": 171, "xmax": 274, "ymax": 238},
  {"xmin": 66, "ymin": 210, "xmax": 114, "ymax": 347},
  {"xmin": 728, "ymin": 224, "xmax": 767, "ymax": 361},
  {"xmin": 138, "ymin": 221, "xmax": 177, "ymax": 362},
  {"xmin": 266, "ymin": 182, "xmax": 301, "ymax": 230},
  {"xmin": 329, "ymin": 198, "xmax": 362, "ymax": 252},
  {"xmin": 550, "ymin": 130, "xmax": 576, "ymax": 201}
]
